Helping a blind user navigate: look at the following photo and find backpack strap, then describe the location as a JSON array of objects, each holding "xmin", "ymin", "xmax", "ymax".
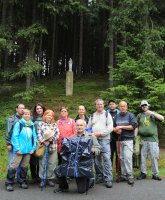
[{"xmin": 90, "ymin": 112, "xmax": 108, "ymax": 125}]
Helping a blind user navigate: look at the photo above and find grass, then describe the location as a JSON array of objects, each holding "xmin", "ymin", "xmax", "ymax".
[{"xmin": 0, "ymin": 76, "xmax": 165, "ymax": 180}]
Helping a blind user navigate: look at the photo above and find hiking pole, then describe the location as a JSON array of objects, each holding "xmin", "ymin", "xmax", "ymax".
[
  {"xmin": 41, "ymin": 145, "xmax": 49, "ymax": 191},
  {"xmin": 117, "ymin": 133, "xmax": 121, "ymax": 179}
]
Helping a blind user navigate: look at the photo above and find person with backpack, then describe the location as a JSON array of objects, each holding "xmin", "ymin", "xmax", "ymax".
[
  {"xmin": 56, "ymin": 107, "xmax": 77, "ymax": 165},
  {"xmin": 113, "ymin": 101, "xmax": 137, "ymax": 186},
  {"xmin": 5, "ymin": 103, "xmax": 25, "ymax": 182},
  {"xmin": 136, "ymin": 100, "xmax": 164, "ymax": 181},
  {"xmin": 106, "ymin": 100, "xmax": 120, "ymax": 175},
  {"xmin": 5, "ymin": 109, "xmax": 37, "ymax": 192},
  {"xmin": 87, "ymin": 99, "xmax": 113, "ymax": 188},
  {"xmin": 30, "ymin": 103, "xmax": 46, "ymax": 184}
]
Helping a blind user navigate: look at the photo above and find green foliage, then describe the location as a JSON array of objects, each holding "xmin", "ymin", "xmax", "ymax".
[
  {"xmin": 0, "ymin": 25, "xmax": 13, "ymax": 53},
  {"xmin": 0, "ymin": 38, "xmax": 11, "ymax": 51},
  {"xmin": 104, "ymin": 0, "xmax": 165, "ymax": 117},
  {"xmin": 17, "ymin": 23, "xmax": 48, "ymax": 41},
  {"xmin": 13, "ymin": 85, "xmax": 47, "ymax": 102},
  {"xmin": 2, "ymin": 58, "xmax": 43, "ymax": 80},
  {"xmin": 17, "ymin": 58, "xmax": 43, "ymax": 77}
]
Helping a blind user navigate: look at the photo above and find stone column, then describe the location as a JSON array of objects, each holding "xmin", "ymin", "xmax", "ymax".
[{"xmin": 66, "ymin": 71, "xmax": 73, "ymax": 96}]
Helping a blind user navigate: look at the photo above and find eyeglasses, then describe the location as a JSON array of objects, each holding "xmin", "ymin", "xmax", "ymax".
[{"xmin": 141, "ymin": 104, "xmax": 148, "ymax": 107}]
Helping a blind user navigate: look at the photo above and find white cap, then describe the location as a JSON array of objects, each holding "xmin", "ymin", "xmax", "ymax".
[{"xmin": 140, "ymin": 100, "xmax": 150, "ymax": 107}]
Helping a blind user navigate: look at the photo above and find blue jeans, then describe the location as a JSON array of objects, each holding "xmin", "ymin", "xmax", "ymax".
[
  {"xmin": 94, "ymin": 139, "xmax": 113, "ymax": 182},
  {"xmin": 8, "ymin": 151, "xmax": 21, "ymax": 182}
]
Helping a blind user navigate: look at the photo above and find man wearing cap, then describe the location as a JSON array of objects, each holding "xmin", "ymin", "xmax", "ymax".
[
  {"xmin": 106, "ymin": 100, "xmax": 120, "ymax": 173},
  {"xmin": 137, "ymin": 100, "xmax": 164, "ymax": 181}
]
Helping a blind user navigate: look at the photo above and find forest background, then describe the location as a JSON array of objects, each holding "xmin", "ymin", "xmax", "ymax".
[{"xmin": 0, "ymin": 0, "xmax": 165, "ymax": 179}]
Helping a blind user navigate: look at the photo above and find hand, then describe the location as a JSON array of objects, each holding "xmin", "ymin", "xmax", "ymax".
[
  {"xmin": 94, "ymin": 132, "xmax": 101, "ymax": 138},
  {"xmin": 16, "ymin": 151, "xmax": 22, "ymax": 155},
  {"xmin": 91, "ymin": 146, "xmax": 95, "ymax": 153},
  {"xmin": 48, "ymin": 137, "xmax": 53, "ymax": 142},
  {"xmin": 44, "ymin": 141, "xmax": 50, "ymax": 146},
  {"xmin": 113, "ymin": 127, "xmax": 122, "ymax": 135},
  {"xmin": 145, "ymin": 110, "xmax": 153, "ymax": 116},
  {"xmin": 7, "ymin": 145, "xmax": 12, "ymax": 151},
  {"xmin": 30, "ymin": 150, "xmax": 34, "ymax": 154}
]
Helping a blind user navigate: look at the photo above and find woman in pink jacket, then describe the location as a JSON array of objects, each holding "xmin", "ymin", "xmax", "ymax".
[{"xmin": 56, "ymin": 107, "xmax": 77, "ymax": 164}]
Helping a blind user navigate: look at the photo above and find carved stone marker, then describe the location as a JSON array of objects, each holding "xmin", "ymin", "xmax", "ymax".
[{"xmin": 66, "ymin": 58, "xmax": 73, "ymax": 96}]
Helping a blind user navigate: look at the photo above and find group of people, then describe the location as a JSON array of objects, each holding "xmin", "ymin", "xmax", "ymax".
[{"xmin": 4, "ymin": 99, "xmax": 164, "ymax": 193}]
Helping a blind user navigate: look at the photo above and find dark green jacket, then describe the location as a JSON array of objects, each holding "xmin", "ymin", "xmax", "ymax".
[{"xmin": 5, "ymin": 114, "xmax": 21, "ymax": 146}]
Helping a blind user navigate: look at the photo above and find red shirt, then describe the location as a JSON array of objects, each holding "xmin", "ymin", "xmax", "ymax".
[{"xmin": 56, "ymin": 118, "xmax": 77, "ymax": 153}]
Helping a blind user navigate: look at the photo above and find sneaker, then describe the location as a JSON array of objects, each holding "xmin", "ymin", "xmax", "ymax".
[
  {"xmin": 116, "ymin": 177, "xmax": 127, "ymax": 183},
  {"xmin": 47, "ymin": 180, "xmax": 55, "ymax": 187},
  {"xmin": 127, "ymin": 178, "xmax": 134, "ymax": 185},
  {"xmin": 20, "ymin": 182, "xmax": 28, "ymax": 189},
  {"xmin": 105, "ymin": 181, "xmax": 112, "ymax": 188},
  {"xmin": 152, "ymin": 175, "xmax": 162, "ymax": 181},
  {"xmin": 137, "ymin": 172, "xmax": 146, "ymax": 180},
  {"xmin": 6, "ymin": 184, "xmax": 14, "ymax": 192}
]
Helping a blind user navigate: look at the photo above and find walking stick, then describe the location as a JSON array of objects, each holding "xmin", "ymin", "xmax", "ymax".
[
  {"xmin": 117, "ymin": 133, "xmax": 121, "ymax": 179},
  {"xmin": 41, "ymin": 145, "xmax": 49, "ymax": 191}
]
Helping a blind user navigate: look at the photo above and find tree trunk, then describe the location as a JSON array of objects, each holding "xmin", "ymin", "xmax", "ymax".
[
  {"xmin": 50, "ymin": 14, "xmax": 56, "ymax": 77},
  {"xmin": 26, "ymin": 1, "xmax": 36, "ymax": 90},
  {"xmin": 108, "ymin": 0, "xmax": 114, "ymax": 88},
  {"xmin": 1, "ymin": 0, "xmax": 7, "ymax": 25},
  {"xmin": 78, "ymin": 11, "xmax": 83, "ymax": 76}
]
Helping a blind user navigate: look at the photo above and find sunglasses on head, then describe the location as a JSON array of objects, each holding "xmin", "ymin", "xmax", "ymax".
[{"xmin": 141, "ymin": 104, "xmax": 148, "ymax": 107}]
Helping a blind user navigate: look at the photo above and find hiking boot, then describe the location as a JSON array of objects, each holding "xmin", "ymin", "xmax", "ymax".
[
  {"xmin": 95, "ymin": 176, "xmax": 103, "ymax": 184},
  {"xmin": 40, "ymin": 181, "xmax": 46, "ymax": 188},
  {"xmin": 20, "ymin": 182, "xmax": 28, "ymax": 189},
  {"xmin": 89, "ymin": 178, "xmax": 95, "ymax": 188},
  {"xmin": 127, "ymin": 178, "xmax": 134, "ymax": 185},
  {"xmin": 137, "ymin": 172, "xmax": 146, "ymax": 180},
  {"xmin": 47, "ymin": 180, "xmax": 55, "ymax": 187},
  {"xmin": 30, "ymin": 178, "xmax": 38, "ymax": 184},
  {"xmin": 152, "ymin": 175, "xmax": 162, "ymax": 181},
  {"xmin": 105, "ymin": 181, "xmax": 112, "ymax": 188},
  {"xmin": 54, "ymin": 188, "xmax": 69, "ymax": 193},
  {"xmin": 6, "ymin": 184, "xmax": 14, "ymax": 192},
  {"xmin": 116, "ymin": 177, "xmax": 127, "ymax": 183}
]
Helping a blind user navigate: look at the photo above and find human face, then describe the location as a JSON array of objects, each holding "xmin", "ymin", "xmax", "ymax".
[
  {"xmin": 76, "ymin": 120, "xmax": 85, "ymax": 134},
  {"xmin": 96, "ymin": 100, "xmax": 104, "ymax": 112},
  {"xmin": 22, "ymin": 111, "xmax": 31, "ymax": 121},
  {"xmin": 45, "ymin": 112, "xmax": 53, "ymax": 123},
  {"xmin": 108, "ymin": 102, "xmax": 117, "ymax": 111},
  {"xmin": 78, "ymin": 106, "xmax": 85, "ymax": 116},
  {"xmin": 141, "ymin": 104, "xmax": 149, "ymax": 112},
  {"xmin": 119, "ymin": 101, "xmax": 127, "ymax": 114},
  {"xmin": 16, "ymin": 104, "xmax": 25, "ymax": 116},
  {"xmin": 60, "ymin": 109, "xmax": 68, "ymax": 119},
  {"xmin": 36, "ymin": 105, "xmax": 44, "ymax": 116}
]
